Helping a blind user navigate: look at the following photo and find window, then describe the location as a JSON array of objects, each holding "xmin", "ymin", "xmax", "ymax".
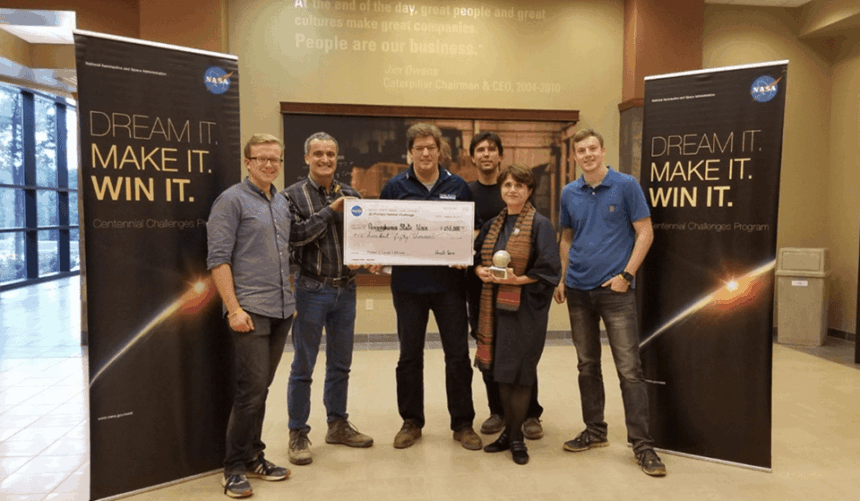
[{"xmin": 0, "ymin": 82, "xmax": 79, "ymax": 289}]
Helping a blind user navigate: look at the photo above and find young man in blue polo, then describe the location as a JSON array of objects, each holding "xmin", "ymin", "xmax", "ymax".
[{"xmin": 554, "ymin": 128, "xmax": 666, "ymax": 477}]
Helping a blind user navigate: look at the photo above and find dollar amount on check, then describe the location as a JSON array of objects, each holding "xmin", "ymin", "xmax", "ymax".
[{"xmin": 344, "ymin": 199, "xmax": 475, "ymax": 266}]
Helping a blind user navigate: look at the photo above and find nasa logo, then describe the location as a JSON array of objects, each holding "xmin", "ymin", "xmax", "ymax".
[
  {"xmin": 204, "ymin": 67, "xmax": 232, "ymax": 95},
  {"xmin": 351, "ymin": 206, "xmax": 363, "ymax": 217},
  {"xmin": 750, "ymin": 75, "xmax": 780, "ymax": 103}
]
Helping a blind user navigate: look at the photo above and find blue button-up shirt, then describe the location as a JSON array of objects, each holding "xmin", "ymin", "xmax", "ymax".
[{"xmin": 206, "ymin": 177, "xmax": 295, "ymax": 319}]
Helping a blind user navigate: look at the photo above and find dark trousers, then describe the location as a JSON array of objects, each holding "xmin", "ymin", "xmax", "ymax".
[
  {"xmin": 565, "ymin": 287, "xmax": 653, "ymax": 454},
  {"xmin": 224, "ymin": 312, "xmax": 292, "ymax": 475},
  {"xmin": 482, "ymin": 369, "xmax": 543, "ymax": 419},
  {"xmin": 392, "ymin": 288, "xmax": 475, "ymax": 431}
]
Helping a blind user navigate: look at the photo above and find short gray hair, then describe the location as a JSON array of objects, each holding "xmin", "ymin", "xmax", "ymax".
[{"xmin": 304, "ymin": 132, "xmax": 339, "ymax": 154}]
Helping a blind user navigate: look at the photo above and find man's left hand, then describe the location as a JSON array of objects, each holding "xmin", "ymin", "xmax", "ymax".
[{"xmin": 601, "ymin": 274, "xmax": 629, "ymax": 293}]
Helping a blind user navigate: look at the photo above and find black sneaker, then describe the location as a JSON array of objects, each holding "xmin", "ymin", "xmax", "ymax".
[
  {"xmin": 562, "ymin": 429, "xmax": 609, "ymax": 452},
  {"xmin": 221, "ymin": 474, "xmax": 252, "ymax": 498},
  {"xmin": 248, "ymin": 455, "xmax": 290, "ymax": 481},
  {"xmin": 636, "ymin": 449, "xmax": 667, "ymax": 477}
]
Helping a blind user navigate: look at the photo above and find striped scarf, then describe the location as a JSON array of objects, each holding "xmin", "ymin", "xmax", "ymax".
[{"xmin": 474, "ymin": 202, "xmax": 535, "ymax": 371}]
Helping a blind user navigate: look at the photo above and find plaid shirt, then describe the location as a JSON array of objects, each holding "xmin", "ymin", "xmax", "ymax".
[{"xmin": 281, "ymin": 176, "xmax": 361, "ymax": 278}]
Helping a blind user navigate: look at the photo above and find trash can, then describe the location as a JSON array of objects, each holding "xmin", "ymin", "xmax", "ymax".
[{"xmin": 775, "ymin": 248, "xmax": 830, "ymax": 346}]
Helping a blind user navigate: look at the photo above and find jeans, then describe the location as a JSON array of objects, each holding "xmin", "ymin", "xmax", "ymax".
[
  {"xmin": 565, "ymin": 286, "xmax": 653, "ymax": 453},
  {"xmin": 482, "ymin": 369, "xmax": 543, "ymax": 419},
  {"xmin": 392, "ymin": 289, "xmax": 475, "ymax": 431},
  {"xmin": 287, "ymin": 276, "xmax": 356, "ymax": 432},
  {"xmin": 224, "ymin": 312, "xmax": 292, "ymax": 475}
]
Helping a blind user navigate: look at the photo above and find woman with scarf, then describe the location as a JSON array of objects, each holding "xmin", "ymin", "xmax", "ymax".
[{"xmin": 473, "ymin": 164, "xmax": 561, "ymax": 465}]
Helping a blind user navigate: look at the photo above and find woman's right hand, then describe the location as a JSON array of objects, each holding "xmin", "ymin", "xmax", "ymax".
[{"xmin": 475, "ymin": 265, "xmax": 494, "ymax": 283}]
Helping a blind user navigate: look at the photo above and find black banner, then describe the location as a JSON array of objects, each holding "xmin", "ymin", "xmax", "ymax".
[
  {"xmin": 74, "ymin": 31, "xmax": 239, "ymax": 499},
  {"xmin": 639, "ymin": 62, "xmax": 787, "ymax": 469}
]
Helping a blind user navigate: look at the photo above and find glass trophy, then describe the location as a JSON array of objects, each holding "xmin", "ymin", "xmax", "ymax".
[{"xmin": 490, "ymin": 250, "xmax": 511, "ymax": 279}]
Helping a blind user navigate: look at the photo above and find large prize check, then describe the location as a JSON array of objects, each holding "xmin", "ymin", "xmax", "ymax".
[{"xmin": 344, "ymin": 199, "xmax": 474, "ymax": 266}]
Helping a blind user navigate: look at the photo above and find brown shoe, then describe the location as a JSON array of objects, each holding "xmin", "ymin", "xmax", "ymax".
[
  {"xmin": 288, "ymin": 429, "xmax": 312, "ymax": 465},
  {"xmin": 393, "ymin": 420, "xmax": 422, "ymax": 449},
  {"xmin": 522, "ymin": 417, "xmax": 543, "ymax": 440},
  {"xmin": 453, "ymin": 427, "xmax": 483, "ymax": 451},
  {"xmin": 480, "ymin": 414, "xmax": 504, "ymax": 434},
  {"xmin": 325, "ymin": 419, "xmax": 373, "ymax": 448}
]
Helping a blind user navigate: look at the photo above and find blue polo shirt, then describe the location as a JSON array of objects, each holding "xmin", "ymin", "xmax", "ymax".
[
  {"xmin": 559, "ymin": 167, "xmax": 650, "ymax": 290},
  {"xmin": 379, "ymin": 164, "xmax": 477, "ymax": 293}
]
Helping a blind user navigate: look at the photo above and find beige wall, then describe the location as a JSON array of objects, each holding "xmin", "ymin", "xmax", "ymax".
[
  {"xmin": 228, "ymin": 0, "xmax": 625, "ymax": 335},
  {"xmin": 703, "ymin": 6, "xmax": 833, "ymax": 251},
  {"xmin": 228, "ymin": 0, "xmax": 625, "ymax": 183},
  {"xmin": 139, "ymin": 0, "xmax": 227, "ymax": 53},
  {"xmin": 702, "ymin": 5, "xmax": 840, "ymax": 329},
  {"xmin": 827, "ymin": 47, "xmax": 860, "ymax": 332}
]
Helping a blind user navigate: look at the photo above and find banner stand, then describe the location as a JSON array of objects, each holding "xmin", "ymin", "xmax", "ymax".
[
  {"xmin": 639, "ymin": 60, "xmax": 787, "ymax": 470},
  {"xmin": 74, "ymin": 30, "xmax": 240, "ymax": 499}
]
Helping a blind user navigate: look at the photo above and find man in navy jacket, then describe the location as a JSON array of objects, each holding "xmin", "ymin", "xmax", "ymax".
[{"xmin": 378, "ymin": 123, "xmax": 482, "ymax": 451}]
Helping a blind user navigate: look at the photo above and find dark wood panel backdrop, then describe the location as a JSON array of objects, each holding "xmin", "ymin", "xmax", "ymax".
[{"xmin": 281, "ymin": 103, "xmax": 579, "ymax": 286}]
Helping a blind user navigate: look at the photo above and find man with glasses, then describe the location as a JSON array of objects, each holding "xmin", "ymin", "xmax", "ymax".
[
  {"xmin": 207, "ymin": 133, "xmax": 294, "ymax": 498},
  {"xmin": 281, "ymin": 132, "xmax": 373, "ymax": 466},
  {"xmin": 377, "ymin": 122, "xmax": 481, "ymax": 451}
]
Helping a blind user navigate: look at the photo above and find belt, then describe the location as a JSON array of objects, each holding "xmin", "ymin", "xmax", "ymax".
[{"xmin": 299, "ymin": 269, "xmax": 355, "ymax": 287}]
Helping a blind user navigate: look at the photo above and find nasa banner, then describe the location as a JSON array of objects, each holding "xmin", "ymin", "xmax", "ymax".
[
  {"xmin": 74, "ymin": 31, "xmax": 239, "ymax": 498},
  {"xmin": 638, "ymin": 61, "xmax": 787, "ymax": 470}
]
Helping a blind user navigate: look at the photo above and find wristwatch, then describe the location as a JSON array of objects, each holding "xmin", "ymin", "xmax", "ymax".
[{"xmin": 619, "ymin": 271, "xmax": 634, "ymax": 283}]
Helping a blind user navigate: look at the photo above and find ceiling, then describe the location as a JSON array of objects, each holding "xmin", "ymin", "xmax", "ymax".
[{"xmin": 0, "ymin": 8, "xmax": 75, "ymax": 44}]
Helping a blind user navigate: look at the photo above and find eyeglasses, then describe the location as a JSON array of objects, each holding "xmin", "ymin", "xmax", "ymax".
[
  {"xmin": 411, "ymin": 145, "xmax": 439, "ymax": 154},
  {"xmin": 249, "ymin": 157, "xmax": 283, "ymax": 166}
]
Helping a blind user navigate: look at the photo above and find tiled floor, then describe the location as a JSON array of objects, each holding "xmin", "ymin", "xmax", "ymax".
[
  {"xmin": 1, "ymin": 276, "xmax": 858, "ymax": 500},
  {"xmin": 0, "ymin": 277, "xmax": 88, "ymax": 501}
]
